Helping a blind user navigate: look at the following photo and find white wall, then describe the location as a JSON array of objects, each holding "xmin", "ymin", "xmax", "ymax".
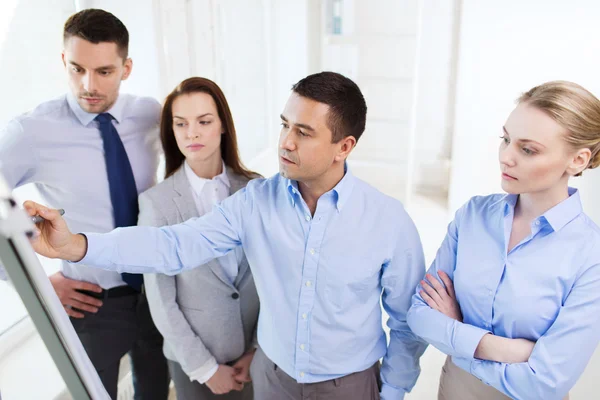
[
  {"xmin": 0, "ymin": 0, "xmax": 75, "ymax": 126},
  {"xmin": 449, "ymin": 1, "xmax": 600, "ymax": 396},
  {"xmin": 412, "ymin": 0, "xmax": 459, "ymax": 196},
  {"xmin": 321, "ymin": 0, "xmax": 421, "ymax": 201}
]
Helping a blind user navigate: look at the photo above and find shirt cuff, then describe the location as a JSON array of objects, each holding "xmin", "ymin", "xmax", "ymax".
[
  {"xmin": 452, "ymin": 356, "xmax": 490, "ymax": 385},
  {"xmin": 77, "ymin": 232, "xmax": 106, "ymax": 266},
  {"xmin": 188, "ymin": 357, "xmax": 218, "ymax": 384},
  {"xmin": 380, "ymin": 382, "xmax": 406, "ymax": 400},
  {"xmin": 451, "ymin": 355, "xmax": 472, "ymax": 374},
  {"xmin": 453, "ymin": 323, "xmax": 490, "ymax": 359},
  {"xmin": 468, "ymin": 359, "xmax": 490, "ymax": 385}
]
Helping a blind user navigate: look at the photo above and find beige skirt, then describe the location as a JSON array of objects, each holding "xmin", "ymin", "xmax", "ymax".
[{"xmin": 438, "ymin": 356, "xmax": 569, "ymax": 400}]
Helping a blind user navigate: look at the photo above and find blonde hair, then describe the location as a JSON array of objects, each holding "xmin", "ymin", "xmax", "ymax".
[{"xmin": 518, "ymin": 81, "xmax": 600, "ymax": 176}]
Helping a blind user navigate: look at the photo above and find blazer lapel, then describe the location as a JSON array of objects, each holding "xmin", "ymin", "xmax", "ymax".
[
  {"xmin": 234, "ymin": 257, "xmax": 249, "ymax": 287},
  {"xmin": 226, "ymin": 166, "xmax": 249, "ymax": 195},
  {"xmin": 207, "ymin": 259, "xmax": 235, "ymax": 289},
  {"xmin": 171, "ymin": 167, "xmax": 199, "ymax": 223}
]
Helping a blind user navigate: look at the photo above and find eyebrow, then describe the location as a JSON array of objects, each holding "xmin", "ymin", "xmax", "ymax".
[
  {"xmin": 502, "ymin": 126, "xmax": 546, "ymax": 148},
  {"xmin": 69, "ymin": 61, "xmax": 116, "ymax": 71},
  {"xmin": 173, "ymin": 113, "xmax": 213, "ymax": 119},
  {"xmin": 280, "ymin": 114, "xmax": 315, "ymax": 131}
]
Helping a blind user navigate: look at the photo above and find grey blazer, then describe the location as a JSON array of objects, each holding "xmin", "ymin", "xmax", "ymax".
[{"xmin": 139, "ymin": 165, "xmax": 259, "ymax": 378}]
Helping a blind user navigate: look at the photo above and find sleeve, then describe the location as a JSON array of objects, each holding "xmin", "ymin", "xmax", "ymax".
[
  {"xmin": 0, "ymin": 119, "xmax": 39, "ymax": 188},
  {"xmin": 188, "ymin": 364, "xmax": 219, "ymax": 384},
  {"xmin": 406, "ymin": 202, "xmax": 490, "ymax": 359},
  {"xmin": 379, "ymin": 207, "xmax": 429, "ymax": 400},
  {"xmin": 79, "ymin": 183, "xmax": 253, "ymax": 275},
  {"xmin": 0, "ymin": 119, "xmax": 39, "ymax": 279},
  {"xmin": 138, "ymin": 192, "xmax": 218, "ymax": 380},
  {"xmin": 452, "ymin": 262, "xmax": 600, "ymax": 400}
]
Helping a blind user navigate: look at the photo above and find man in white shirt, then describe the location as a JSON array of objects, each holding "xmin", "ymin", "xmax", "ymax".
[{"xmin": 0, "ymin": 9, "xmax": 169, "ymax": 399}]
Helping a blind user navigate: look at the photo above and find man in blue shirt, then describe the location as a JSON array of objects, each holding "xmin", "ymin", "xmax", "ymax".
[
  {"xmin": 0, "ymin": 9, "xmax": 169, "ymax": 399},
  {"xmin": 26, "ymin": 71, "xmax": 428, "ymax": 400}
]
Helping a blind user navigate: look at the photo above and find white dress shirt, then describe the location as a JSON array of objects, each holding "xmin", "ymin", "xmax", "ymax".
[{"xmin": 0, "ymin": 93, "xmax": 161, "ymax": 288}]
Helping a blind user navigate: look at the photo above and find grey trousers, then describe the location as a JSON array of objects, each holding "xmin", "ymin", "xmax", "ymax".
[
  {"xmin": 249, "ymin": 346, "xmax": 381, "ymax": 400},
  {"xmin": 70, "ymin": 291, "xmax": 169, "ymax": 400},
  {"xmin": 169, "ymin": 360, "xmax": 253, "ymax": 400}
]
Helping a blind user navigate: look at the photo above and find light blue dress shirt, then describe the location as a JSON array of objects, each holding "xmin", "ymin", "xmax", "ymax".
[
  {"xmin": 407, "ymin": 188, "xmax": 600, "ymax": 400},
  {"xmin": 80, "ymin": 169, "xmax": 427, "ymax": 399},
  {"xmin": 0, "ymin": 93, "xmax": 161, "ymax": 288}
]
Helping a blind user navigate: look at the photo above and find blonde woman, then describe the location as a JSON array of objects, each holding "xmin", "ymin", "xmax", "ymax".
[{"xmin": 408, "ymin": 81, "xmax": 600, "ymax": 400}]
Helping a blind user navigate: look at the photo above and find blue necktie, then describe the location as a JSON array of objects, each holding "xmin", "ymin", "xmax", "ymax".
[{"xmin": 96, "ymin": 113, "xmax": 143, "ymax": 291}]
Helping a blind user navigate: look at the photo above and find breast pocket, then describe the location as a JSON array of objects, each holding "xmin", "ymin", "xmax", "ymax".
[{"xmin": 324, "ymin": 257, "xmax": 382, "ymax": 310}]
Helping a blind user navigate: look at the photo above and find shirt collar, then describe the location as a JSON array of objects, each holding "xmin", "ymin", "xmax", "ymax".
[
  {"xmin": 502, "ymin": 193, "xmax": 519, "ymax": 216},
  {"xmin": 285, "ymin": 163, "xmax": 355, "ymax": 212},
  {"xmin": 184, "ymin": 161, "xmax": 230, "ymax": 197},
  {"xmin": 502, "ymin": 187, "xmax": 582, "ymax": 232},
  {"xmin": 332, "ymin": 164, "xmax": 354, "ymax": 212},
  {"xmin": 66, "ymin": 92, "xmax": 126, "ymax": 126},
  {"xmin": 286, "ymin": 179, "xmax": 300, "ymax": 207},
  {"xmin": 542, "ymin": 187, "xmax": 582, "ymax": 231}
]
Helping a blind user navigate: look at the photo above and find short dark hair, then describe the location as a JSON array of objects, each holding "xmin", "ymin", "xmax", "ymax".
[
  {"xmin": 63, "ymin": 9, "xmax": 129, "ymax": 60},
  {"xmin": 291, "ymin": 71, "xmax": 367, "ymax": 143}
]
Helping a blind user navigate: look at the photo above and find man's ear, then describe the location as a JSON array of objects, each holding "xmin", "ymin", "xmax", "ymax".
[
  {"xmin": 334, "ymin": 135, "xmax": 357, "ymax": 163},
  {"xmin": 121, "ymin": 58, "xmax": 133, "ymax": 81}
]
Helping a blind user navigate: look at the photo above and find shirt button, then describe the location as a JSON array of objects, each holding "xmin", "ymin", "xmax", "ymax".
[
  {"xmin": 231, "ymin": 293, "xmax": 239, "ymax": 299},
  {"xmin": 300, "ymin": 344, "xmax": 305, "ymax": 351},
  {"xmin": 305, "ymin": 214, "xmax": 310, "ymax": 221},
  {"xmin": 305, "ymin": 281, "xmax": 312, "ymax": 287},
  {"xmin": 309, "ymin": 248, "xmax": 316, "ymax": 255},
  {"xmin": 299, "ymin": 372, "xmax": 305, "ymax": 378},
  {"xmin": 302, "ymin": 313, "xmax": 307, "ymax": 320},
  {"xmin": 535, "ymin": 220, "xmax": 540, "ymax": 226},
  {"xmin": 488, "ymin": 290, "xmax": 493, "ymax": 296}
]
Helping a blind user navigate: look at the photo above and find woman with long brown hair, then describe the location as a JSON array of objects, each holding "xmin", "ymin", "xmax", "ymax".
[{"xmin": 139, "ymin": 77, "xmax": 259, "ymax": 399}]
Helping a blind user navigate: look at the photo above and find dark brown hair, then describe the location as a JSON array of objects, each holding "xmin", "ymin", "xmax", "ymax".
[
  {"xmin": 161, "ymin": 77, "xmax": 257, "ymax": 180},
  {"xmin": 291, "ymin": 71, "xmax": 367, "ymax": 143},
  {"xmin": 63, "ymin": 9, "xmax": 129, "ymax": 60}
]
